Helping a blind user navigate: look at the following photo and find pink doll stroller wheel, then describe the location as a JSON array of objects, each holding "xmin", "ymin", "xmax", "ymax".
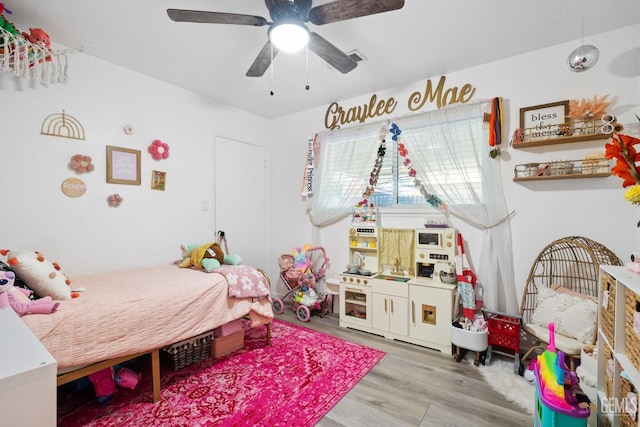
[
  {"xmin": 272, "ymin": 298, "xmax": 285, "ymax": 315},
  {"xmin": 296, "ymin": 304, "xmax": 311, "ymax": 322}
]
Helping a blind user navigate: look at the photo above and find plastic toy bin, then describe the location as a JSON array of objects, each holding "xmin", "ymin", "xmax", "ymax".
[{"xmin": 487, "ymin": 312, "xmax": 520, "ymax": 354}]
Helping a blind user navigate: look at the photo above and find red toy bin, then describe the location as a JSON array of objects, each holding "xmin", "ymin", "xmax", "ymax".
[{"xmin": 487, "ymin": 312, "xmax": 520, "ymax": 354}]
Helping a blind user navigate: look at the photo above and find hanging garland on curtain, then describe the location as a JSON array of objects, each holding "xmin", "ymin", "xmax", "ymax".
[
  {"xmin": 393, "ymin": 123, "xmax": 447, "ymax": 212},
  {"xmin": 357, "ymin": 122, "xmax": 447, "ymax": 212},
  {"xmin": 357, "ymin": 123, "xmax": 389, "ymax": 207}
]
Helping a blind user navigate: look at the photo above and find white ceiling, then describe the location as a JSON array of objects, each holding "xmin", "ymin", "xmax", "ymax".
[{"xmin": 7, "ymin": 0, "xmax": 640, "ymax": 119}]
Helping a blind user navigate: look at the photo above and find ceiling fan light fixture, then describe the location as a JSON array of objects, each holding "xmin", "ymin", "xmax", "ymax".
[{"xmin": 269, "ymin": 21, "xmax": 309, "ymax": 53}]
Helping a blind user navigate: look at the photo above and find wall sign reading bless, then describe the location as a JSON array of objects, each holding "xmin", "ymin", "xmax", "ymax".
[
  {"xmin": 519, "ymin": 100, "xmax": 569, "ymax": 141},
  {"xmin": 323, "ymin": 75, "xmax": 476, "ymax": 130}
]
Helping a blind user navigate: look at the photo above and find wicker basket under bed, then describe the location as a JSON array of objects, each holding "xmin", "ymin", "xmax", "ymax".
[{"xmin": 162, "ymin": 330, "xmax": 214, "ymax": 370}]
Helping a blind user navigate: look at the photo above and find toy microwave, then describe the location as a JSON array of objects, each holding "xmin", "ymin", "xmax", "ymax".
[
  {"xmin": 415, "ymin": 228, "xmax": 457, "ymax": 279},
  {"xmin": 415, "ymin": 228, "xmax": 456, "ymax": 252}
]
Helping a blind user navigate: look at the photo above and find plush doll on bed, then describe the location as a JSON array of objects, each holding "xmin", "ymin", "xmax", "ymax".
[
  {"xmin": 0, "ymin": 270, "xmax": 59, "ymax": 316},
  {"xmin": 178, "ymin": 242, "xmax": 242, "ymax": 272}
]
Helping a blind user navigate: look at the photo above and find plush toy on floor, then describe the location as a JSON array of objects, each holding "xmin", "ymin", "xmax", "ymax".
[
  {"xmin": 0, "ymin": 270, "xmax": 59, "ymax": 316},
  {"xmin": 524, "ymin": 359, "xmax": 536, "ymax": 384},
  {"xmin": 87, "ymin": 364, "xmax": 140, "ymax": 405},
  {"xmin": 178, "ymin": 242, "xmax": 242, "ymax": 272}
]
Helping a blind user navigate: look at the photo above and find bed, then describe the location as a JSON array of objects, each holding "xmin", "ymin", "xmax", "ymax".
[{"xmin": 20, "ymin": 263, "xmax": 274, "ymax": 402}]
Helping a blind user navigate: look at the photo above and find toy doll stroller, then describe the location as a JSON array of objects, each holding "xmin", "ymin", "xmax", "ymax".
[{"xmin": 272, "ymin": 246, "xmax": 331, "ymax": 322}]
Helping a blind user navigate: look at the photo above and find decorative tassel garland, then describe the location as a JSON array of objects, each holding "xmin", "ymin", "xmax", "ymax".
[{"xmin": 358, "ymin": 122, "xmax": 446, "ymax": 212}]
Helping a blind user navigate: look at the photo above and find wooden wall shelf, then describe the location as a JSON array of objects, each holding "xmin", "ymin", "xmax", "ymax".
[
  {"xmin": 512, "ymin": 133, "xmax": 610, "ymax": 148},
  {"xmin": 513, "ymin": 172, "xmax": 611, "ymax": 182},
  {"xmin": 514, "ymin": 157, "xmax": 611, "ymax": 181}
]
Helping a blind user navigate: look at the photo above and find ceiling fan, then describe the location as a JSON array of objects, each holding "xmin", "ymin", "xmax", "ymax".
[{"xmin": 167, "ymin": 0, "xmax": 405, "ymax": 77}]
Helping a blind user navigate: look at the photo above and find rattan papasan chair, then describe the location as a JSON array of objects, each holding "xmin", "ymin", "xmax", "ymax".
[{"xmin": 519, "ymin": 236, "xmax": 622, "ymax": 369}]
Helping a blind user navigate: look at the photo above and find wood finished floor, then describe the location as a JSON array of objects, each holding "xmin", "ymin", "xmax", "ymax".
[{"xmin": 275, "ymin": 307, "xmax": 533, "ymax": 427}]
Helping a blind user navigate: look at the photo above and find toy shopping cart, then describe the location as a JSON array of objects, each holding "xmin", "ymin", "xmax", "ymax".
[{"xmin": 271, "ymin": 246, "xmax": 331, "ymax": 322}]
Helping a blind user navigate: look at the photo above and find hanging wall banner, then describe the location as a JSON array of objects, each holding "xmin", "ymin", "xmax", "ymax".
[{"xmin": 301, "ymin": 134, "xmax": 316, "ymax": 198}]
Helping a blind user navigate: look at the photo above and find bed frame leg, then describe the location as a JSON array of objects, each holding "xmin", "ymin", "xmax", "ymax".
[
  {"xmin": 151, "ymin": 349, "xmax": 161, "ymax": 403},
  {"xmin": 266, "ymin": 322, "xmax": 271, "ymax": 346}
]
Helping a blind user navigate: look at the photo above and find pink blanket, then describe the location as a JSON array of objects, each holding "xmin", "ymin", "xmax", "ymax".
[
  {"xmin": 217, "ymin": 265, "xmax": 271, "ymax": 298},
  {"xmin": 22, "ymin": 264, "xmax": 273, "ymax": 369}
]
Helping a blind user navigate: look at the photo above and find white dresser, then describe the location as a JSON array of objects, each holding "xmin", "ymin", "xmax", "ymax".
[{"xmin": 0, "ymin": 307, "xmax": 57, "ymax": 427}]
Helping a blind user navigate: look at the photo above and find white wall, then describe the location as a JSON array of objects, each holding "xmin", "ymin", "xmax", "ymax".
[
  {"xmin": 269, "ymin": 25, "xmax": 640, "ymax": 303},
  {"xmin": 2, "ymin": 25, "xmax": 638, "ymax": 307},
  {"xmin": 0, "ymin": 53, "xmax": 274, "ymax": 276}
]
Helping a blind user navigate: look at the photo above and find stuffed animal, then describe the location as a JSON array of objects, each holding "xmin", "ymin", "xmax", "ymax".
[
  {"xmin": 0, "ymin": 270, "xmax": 59, "ymax": 316},
  {"xmin": 22, "ymin": 27, "xmax": 50, "ymax": 49},
  {"xmin": 292, "ymin": 245, "xmax": 312, "ymax": 271},
  {"xmin": 0, "ymin": 3, "xmax": 19, "ymax": 38},
  {"xmin": 178, "ymin": 242, "xmax": 242, "ymax": 272},
  {"xmin": 114, "ymin": 365, "xmax": 141, "ymax": 389}
]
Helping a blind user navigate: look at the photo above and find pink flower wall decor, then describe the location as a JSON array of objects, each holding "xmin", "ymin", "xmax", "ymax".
[
  {"xmin": 148, "ymin": 139, "xmax": 170, "ymax": 160},
  {"xmin": 107, "ymin": 193, "xmax": 123, "ymax": 208},
  {"xmin": 68, "ymin": 154, "xmax": 95, "ymax": 174}
]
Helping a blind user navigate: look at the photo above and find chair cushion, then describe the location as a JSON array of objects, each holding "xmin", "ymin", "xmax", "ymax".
[
  {"xmin": 524, "ymin": 323, "xmax": 585, "ymax": 355},
  {"xmin": 530, "ymin": 284, "xmax": 597, "ymax": 345}
]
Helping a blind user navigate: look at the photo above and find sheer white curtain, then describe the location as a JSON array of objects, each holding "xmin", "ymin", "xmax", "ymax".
[
  {"xmin": 306, "ymin": 120, "xmax": 387, "ymax": 227},
  {"xmin": 396, "ymin": 101, "xmax": 518, "ymax": 313}
]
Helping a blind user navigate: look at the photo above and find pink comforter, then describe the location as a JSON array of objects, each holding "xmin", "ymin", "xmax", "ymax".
[{"xmin": 21, "ymin": 264, "xmax": 273, "ymax": 369}]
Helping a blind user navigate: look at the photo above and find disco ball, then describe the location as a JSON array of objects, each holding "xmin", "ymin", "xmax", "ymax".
[{"xmin": 567, "ymin": 44, "xmax": 600, "ymax": 72}]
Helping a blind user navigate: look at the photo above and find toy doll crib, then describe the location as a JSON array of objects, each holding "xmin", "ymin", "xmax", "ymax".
[{"xmin": 519, "ymin": 236, "xmax": 622, "ymax": 370}]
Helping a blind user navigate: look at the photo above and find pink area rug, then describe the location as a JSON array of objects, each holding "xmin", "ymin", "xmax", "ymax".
[{"xmin": 57, "ymin": 319, "xmax": 385, "ymax": 426}]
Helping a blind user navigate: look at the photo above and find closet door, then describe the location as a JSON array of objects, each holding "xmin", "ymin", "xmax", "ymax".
[{"xmin": 214, "ymin": 136, "xmax": 268, "ymax": 269}]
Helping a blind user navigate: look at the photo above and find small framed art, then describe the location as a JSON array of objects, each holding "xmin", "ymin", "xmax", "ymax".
[
  {"xmin": 151, "ymin": 170, "xmax": 166, "ymax": 191},
  {"xmin": 106, "ymin": 145, "xmax": 141, "ymax": 185},
  {"xmin": 519, "ymin": 100, "xmax": 569, "ymax": 140}
]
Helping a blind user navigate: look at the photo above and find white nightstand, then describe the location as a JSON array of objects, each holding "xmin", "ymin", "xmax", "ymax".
[{"xmin": 0, "ymin": 307, "xmax": 57, "ymax": 427}]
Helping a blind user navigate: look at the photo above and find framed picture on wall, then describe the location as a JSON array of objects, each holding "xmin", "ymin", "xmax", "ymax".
[
  {"xmin": 151, "ymin": 170, "xmax": 166, "ymax": 191},
  {"xmin": 519, "ymin": 100, "xmax": 569, "ymax": 141},
  {"xmin": 106, "ymin": 146, "xmax": 141, "ymax": 185}
]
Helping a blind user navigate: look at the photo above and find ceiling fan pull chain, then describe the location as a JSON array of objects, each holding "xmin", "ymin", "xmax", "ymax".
[
  {"xmin": 270, "ymin": 42, "xmax": 275, "ymax": 96},
  {"xmin": 305, "ymin": 43, "xmax": 310, "ymax": 91}
]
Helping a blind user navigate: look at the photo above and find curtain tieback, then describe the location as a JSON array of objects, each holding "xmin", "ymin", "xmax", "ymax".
[{"xmin": 482, "ymin": 210, "xmax": 516, "ymax": 230}]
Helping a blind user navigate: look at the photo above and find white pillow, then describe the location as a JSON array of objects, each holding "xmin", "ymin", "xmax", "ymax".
[
  {"xmin": 4, "ymin": 249, "xmax": 73, "ymax": 300},
  {"xmin": 531, "ymin": 284, "xmax": 597, "ymax": 345}
]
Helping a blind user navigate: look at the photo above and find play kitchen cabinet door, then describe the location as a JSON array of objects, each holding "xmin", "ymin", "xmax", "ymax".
[
  {"xmin": 408, "ymin": 280, "xmax": 456, "ymax": 355},
  {"xmin": 597, "ymin": 265, "xmax": 640, "ymax": 426},
  {"xmin": 339, "ymin": 277, "xmax": 372, "ymax": 329},
  {"xmin": 371, "ymin": 280, "xmax": 409, "ymax": 337}
]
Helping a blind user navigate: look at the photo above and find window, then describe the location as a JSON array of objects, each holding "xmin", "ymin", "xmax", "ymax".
[
  {"xmin": 307, "ymin": 102, "xmax": 490, "ymax": 229},
  {"xmin": 367, "ymin": 123, "xmax": 485, "ymax": 207}
]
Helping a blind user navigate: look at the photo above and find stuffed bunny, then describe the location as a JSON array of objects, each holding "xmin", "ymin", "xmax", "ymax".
[{"xmin": 0, "ymin": 270, "xmax": 59, "ymax": 316}]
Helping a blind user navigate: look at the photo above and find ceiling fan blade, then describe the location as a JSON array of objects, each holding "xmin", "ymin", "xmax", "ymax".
[
  {"xmin": 246, "ymin": 41, "xmax": 279, "ymax": 77},
  {"xmin": 308, "ymin": 32, "xmax": 357, "ymax": 74},
  {"xmin": 309, "ymin": 0, "xmax": 404, "ymax": 25},
  {"xmin": 167, "ymin": 9, "xmax": 268, "ymax": 26}
]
